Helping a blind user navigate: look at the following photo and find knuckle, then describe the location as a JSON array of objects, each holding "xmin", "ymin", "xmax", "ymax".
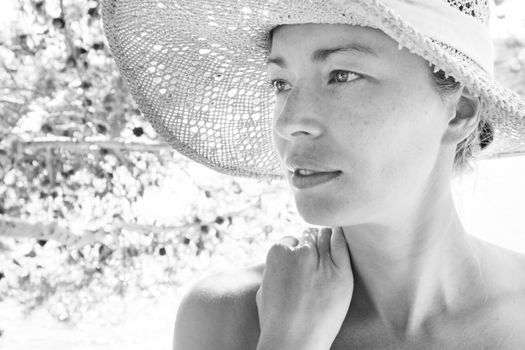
[
  {"xmin": 320, "ymin": 227, "xmax": 332, "ymax": 238},
  {"xmin": 302, "ymin": 228, "xmax": 318, "ymax": 239},
  {"xmin": 293, "ymin": 243, "xmax": 318, "ymax": 259},
  {"xmin": 272, "ymin": 239, "xmax": 295, "ymax": 250},
  {"xmin": 267, "ymin": 241, "xmax": 294, "ymax": 260},
  {"xmin": 300, "ymin": 233, "xmax": 316, "ymax": 244},
  {"xmin": 279, "ymin": 235, "xmax": 299, "ymax": 246},
  {"xmin": 317, "ymin": 229, "xmax": 331, "ymax": 245},
  {"xmin": 266, "ymin": 234, "xmax": 320, "ymax": 263},
  {"xmin": 266, "ymin": 244, "xmax": 283, "ymax": 257},
  {"xmin": 294, "ymin": 243, "xmax": 312, "ymax": 252}
]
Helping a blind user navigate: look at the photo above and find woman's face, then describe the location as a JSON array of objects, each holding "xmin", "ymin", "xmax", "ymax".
[{"xmin": 267, "ymin": 24, "xmax": 456, "ymax": 226}]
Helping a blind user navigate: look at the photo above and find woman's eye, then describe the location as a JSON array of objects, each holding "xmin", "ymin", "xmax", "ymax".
[
  {"xmin": 269, "ymin": 79, "xmax": 290, "ymax": 93},
  {"xmin": 330, "ymin": 70, "xmax": 360, "ymax": 84},
  {"xmin": 268, "ymin": 71, "xmax": 360, "ymax": 94}
]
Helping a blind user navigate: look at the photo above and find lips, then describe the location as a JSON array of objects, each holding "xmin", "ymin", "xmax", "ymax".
[
  {"xmin": 285, "ymin": 157, "xmax": 340, "ymax": 175},
  {"xmin": 290, "ymin": 170, "xmax": 342, "ymax": 189},
  {"xmin": 283, "ymin": 150, "xmax": 342, "ymax": 189},
  {"xmin": 284, "ymin": 154, "xmax": 342, "ymax": 189},
  {"xmin": 293, "ymin": 169, "xmax": 337, "ymax": 176}
]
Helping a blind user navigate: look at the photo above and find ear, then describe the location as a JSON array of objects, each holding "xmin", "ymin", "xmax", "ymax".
[{"xmin": 441, "ymin": 87, "xmax": 481, "ymax": 146}]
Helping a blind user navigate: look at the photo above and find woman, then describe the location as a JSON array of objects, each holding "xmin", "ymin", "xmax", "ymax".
[{"xmin": 102, "ymin": 0, "xmax": 525, "ymax": 349}]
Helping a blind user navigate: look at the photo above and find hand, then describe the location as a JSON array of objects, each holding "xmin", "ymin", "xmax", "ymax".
[{"xmin": 255, "ymin": 227, "xmax": 354, "ymax": 349}]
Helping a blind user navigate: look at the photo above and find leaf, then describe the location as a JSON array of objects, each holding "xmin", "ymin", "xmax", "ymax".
[
  {"xmin": 41, "ymin": 123, "xmax": 53, "ymax": 133},
  {"xmin": 74, "ymin": 47, "xmax": 88, "ymax": 56},
  {"xmin": 65, "ymin": 55, "xmax": 77, "ymax": 68},
  {"xmin": 87, "ymin": 7, "xmax": 99, "ymax": 18},
  {"xmin": 96, "ymin": 124, "xmax": 107, "ymax": 134},
  {"xmin": 25, "ymin": 249, "xmax": 37, "ymax": 258},
  {"xmin": 82, "ymin": 97, "xmax": 93, "ymax": 106},
  {"xmin": 92, "ymin": 42, "xmax": 104, "ymax": 50},
  {"xmin": 98, "ymin": 244, "xmax": 113, "ymax": 262},
  {"xmin": 102, "ymin": 93, "xmax": 115, "ymax": 111},
  {"xmin": 52, "ymin": 17, "xmax": 66, "ymax": 29},
  {"xmin": 80, "ymin": 81, "xmax": 92, "ymax": 90},
  {"xmin": 132, "ymin": 127, "xmax": 144, "ymax": 137}
]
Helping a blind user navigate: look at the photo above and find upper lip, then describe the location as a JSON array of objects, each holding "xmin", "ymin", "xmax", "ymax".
[{"xmin": 285, "ymin": 155, "xmax": 341, "ymax": 174}]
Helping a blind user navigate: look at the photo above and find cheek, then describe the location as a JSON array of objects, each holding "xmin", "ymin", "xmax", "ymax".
[
  {"xmin": 271, "ymin": 128, "xmax": 285, "ymax": 157},
  {"xmin": 357, "ymin": 82, "xmax": 444, "ymax": 154},
  {"xmin": 378, "ymin": 106, "xmax": 445, "ymax": 203},
  {"xmin": 334, "ymin": 87, "xmax": 443, "ymax": 188}
]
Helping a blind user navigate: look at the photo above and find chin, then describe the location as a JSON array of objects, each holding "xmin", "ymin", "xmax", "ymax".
[
  {"xmin": 293, "ymin": 193, "xmax": 346, "ymax": 226},
  {"xmin": 293, "ymin": 187, "xmax": 373, "ymax": 227}
]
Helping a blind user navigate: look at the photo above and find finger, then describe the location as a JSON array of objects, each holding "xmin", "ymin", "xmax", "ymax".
[
  {"xmin": 294, "ymin": 228, "xmax": 318, "ymax": 252},
  {"xmin": 316, "ymin": 227, "xmax": 332, "ymax": 260},
  {"xmin": 276, "ymin": 235, "xmax": 299, "ymax": 248},
  {"xmin": 267, "ymin": 235, "xmax": 300, "ymax": 261},
  {"xmin": 299, "ymin": 228, "xmax": 317, "ymax": 247},
  {"xmin": 330, "ymin": 226, "xmax": 351, "ymax": 268},
  {"xmin": 255, "ymin": 287, "xmax": 261, "ymax": 308}
]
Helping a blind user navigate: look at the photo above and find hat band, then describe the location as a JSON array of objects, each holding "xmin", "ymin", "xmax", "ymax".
[{"xmin": 379, "ymin": 0, "xmax": 494, "ymax": 76}]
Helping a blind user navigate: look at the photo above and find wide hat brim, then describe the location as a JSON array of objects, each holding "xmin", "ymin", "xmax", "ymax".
[{"xmin": 102, "ymin": 0, "xmax": 525, "ymax": 179}]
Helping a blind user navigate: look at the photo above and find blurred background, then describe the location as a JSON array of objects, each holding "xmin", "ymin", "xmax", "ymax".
[{"xmin": 0, "ymin": 0, "xmax": 524, "ymax": 349}]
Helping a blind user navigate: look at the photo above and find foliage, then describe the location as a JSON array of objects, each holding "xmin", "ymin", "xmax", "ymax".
[
  {"xmin": 0, "ymin": 0, "xmax": 307, "ymax": 323},
  {"xmin": 0, "ymin": 0, "xmax": 524, "ymax": 324}
]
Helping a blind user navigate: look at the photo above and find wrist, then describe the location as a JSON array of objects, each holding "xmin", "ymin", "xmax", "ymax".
[{"xmin": 256, "ymin": 327, "xmax": 332, "ymax": 350}]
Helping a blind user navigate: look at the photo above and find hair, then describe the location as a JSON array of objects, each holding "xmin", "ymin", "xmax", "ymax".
[
  {"xmin": 265, "ymin": 27, "xmax": 494, "ymax": 175},
  {"xmin": 430, "ymin": 68, "xmax": 494, "ymax": 175}
]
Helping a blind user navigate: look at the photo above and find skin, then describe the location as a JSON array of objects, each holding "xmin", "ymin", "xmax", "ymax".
[
  {"xmin": 173, "ymin": 24, "xmax": 525, "ymax": 350},
  {"xmin": 255, "ymin": 227, "xmax": 354, "ymax": 350},
  {"xmin": 267, "ymin": 23, "xmax": 484, "ymax": 336}
]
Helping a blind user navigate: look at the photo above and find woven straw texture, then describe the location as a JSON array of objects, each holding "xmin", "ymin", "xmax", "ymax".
[{"xmin": 102, "ymin": 0, "xmax": 525, "ymax": 179}]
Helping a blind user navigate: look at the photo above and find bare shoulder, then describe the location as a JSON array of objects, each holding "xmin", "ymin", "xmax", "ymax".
[
  {"xmin": 173, "ymin": 262, "xmax": 265, "ymax": 350},
  {"xmin": 471, "ymin": 236, "xmax": 525, "ymax": 290},
  {"xmin": 458, "ymin": 237, "xmax": 525, "ymax": 344}
]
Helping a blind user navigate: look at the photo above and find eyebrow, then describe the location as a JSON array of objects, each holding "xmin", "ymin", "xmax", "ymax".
[{"xmin": 266, "ymin": 43, "xmax": 378, "ymax": 68}]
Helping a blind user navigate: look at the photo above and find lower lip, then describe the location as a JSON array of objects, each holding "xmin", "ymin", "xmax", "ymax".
[{"xmin": 291, "ymin": 171, "xmax": 342, "ymax": 190}]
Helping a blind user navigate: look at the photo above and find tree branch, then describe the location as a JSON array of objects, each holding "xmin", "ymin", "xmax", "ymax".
[
  {"xmin": 1, "ymin": 62, "xmax": 20, "ymax": 90},
  {"xmin": 0, "ymin": 198, "xmax": 260, "ymax": 247},
  {"xmin": 0, "ymin": 97, "xmax": 25, "ymax": 106},
  {"xmin": 0, "ymin": 215, "xmax": 96, "ymax": 246},
  {"xmin": 16, "ymin": 137, "xmax": 171, "ymax": 153}
]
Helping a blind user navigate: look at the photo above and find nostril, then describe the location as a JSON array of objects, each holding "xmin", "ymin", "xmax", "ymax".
[
  {"xmin": 273, "ymin": 106, "xmax": 324, "ymax": 140},
  {"xmin": 290, "ymin": 130, "xmax": 311, "ymax": 137}
]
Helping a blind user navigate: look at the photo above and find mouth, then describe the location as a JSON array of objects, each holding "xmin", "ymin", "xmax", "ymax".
[{"xmin": 290, "ymin": 169, "xmax": 342, "ymax": 190}]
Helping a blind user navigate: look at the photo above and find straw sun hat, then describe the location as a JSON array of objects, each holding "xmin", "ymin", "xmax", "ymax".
[{"xmin": 102, "ymin": 0, "xmax": 525, "ymax": 179}]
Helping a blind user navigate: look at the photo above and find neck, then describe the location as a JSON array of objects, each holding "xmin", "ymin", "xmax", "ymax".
[{"xmin": 342, "ymin": 189, "xmax": 486, "ymax": 337}]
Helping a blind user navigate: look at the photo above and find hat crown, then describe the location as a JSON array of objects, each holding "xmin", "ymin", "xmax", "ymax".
[
  {"xmin": 102, "ymin": 0, "xmax": 525, "ymax": 178},
  {"xmin": 445, "ymin": 0, "xmax": 489, "ymax": 23}
]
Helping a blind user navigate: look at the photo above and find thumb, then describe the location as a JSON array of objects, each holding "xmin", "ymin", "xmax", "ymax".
[
  {"xmin": 330, "ymin": 226, "xmax": 351, "ymax": 268},
  {"xmin": 255, "ymin": 286, "xmax": 261, "ymax": 308}
]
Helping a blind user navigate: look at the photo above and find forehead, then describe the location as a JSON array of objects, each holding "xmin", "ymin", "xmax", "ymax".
[
  {"xmin": 269, "ymin": 24, "xmax": 397, "ymax": 56},
  {"xmin": 266, "ymin": 24, "xmax": 431, "ymax": 74}
]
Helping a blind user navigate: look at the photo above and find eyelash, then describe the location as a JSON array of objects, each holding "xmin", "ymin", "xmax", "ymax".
[{"xmin": 267, "ymin": 70, "xmax": 361, "ymax": 94}]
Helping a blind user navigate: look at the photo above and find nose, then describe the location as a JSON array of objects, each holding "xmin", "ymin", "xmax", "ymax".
[{"xmin": 273, "ymin": 85, "xmax": 324, "ymax": 141}]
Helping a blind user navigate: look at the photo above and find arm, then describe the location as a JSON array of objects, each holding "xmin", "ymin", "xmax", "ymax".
[
  {"xmin": 255, "ymin": 228, "xmax": 354, "ymax": 350},
  {"xmin": 256, "ymin": 330, "xmax": 333, "ymax": 350},
  {"xmin": 173, "ymin": 276, "xmax": 249, "ymax": 350}
]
